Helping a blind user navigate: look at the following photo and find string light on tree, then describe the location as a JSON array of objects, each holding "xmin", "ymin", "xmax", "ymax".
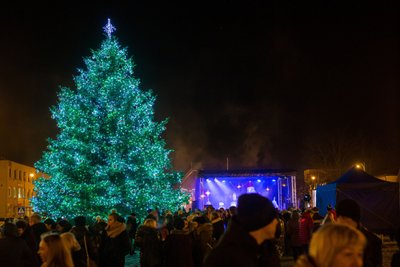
[{"xmin": 32, "ymin": 19, "xmax": 189, "ymax": 220}]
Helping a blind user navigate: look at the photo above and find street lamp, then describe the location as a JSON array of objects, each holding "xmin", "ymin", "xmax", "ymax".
[{"xmin": 355, "ymin": 162, "xmax": 366, "ymax": 171}]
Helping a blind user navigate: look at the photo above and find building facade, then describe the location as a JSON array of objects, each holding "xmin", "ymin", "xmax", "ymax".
[{"xmin": 0, "ymin": 160, "xmax": 37, "ymax": 218}]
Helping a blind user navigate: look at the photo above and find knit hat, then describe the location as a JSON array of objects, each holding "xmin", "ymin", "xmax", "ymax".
[
  {"xmin": 336, "ymin": 199, "xmax": 361, "ymax": 223},
  {"xmin": 236, "ymin": 193, "xmax": 277, "ymax": 231}
]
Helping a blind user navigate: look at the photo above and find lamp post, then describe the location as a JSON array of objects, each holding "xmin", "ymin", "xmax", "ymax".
[
  {"xmin": 355, "ymin": 162, "xmax": 366, "ymax": 171},
  {"xmin": 311, "ymin": 176, "xmax": 317, "ymax": 208}
]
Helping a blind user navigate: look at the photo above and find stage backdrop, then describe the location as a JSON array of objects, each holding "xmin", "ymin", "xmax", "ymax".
[{"xmin": 182, "ymin": 169, "xmax": 297, "ymax": 211}]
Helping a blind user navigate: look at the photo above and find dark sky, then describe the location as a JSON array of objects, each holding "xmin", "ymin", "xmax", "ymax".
[{"xmin": 1, "ymin": 2, "xmax": 399, "ymax": 174}]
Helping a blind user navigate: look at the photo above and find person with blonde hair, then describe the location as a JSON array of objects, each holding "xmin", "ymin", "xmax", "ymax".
[
  {"xmin": 295, "ymin": 223, "xmax": 366, "ymax": 267},
  {"xmin": 38, "ymin": 232, "xmax": 74, "ymax": 267},
  {"xmin": 61, "ymin": 232, "xmax": 86, "ymax": 267}
]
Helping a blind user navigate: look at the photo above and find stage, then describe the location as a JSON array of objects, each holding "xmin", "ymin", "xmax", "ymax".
[{"xmin": 182, "ymin": 169, "xmax": 297, "ymax": 211}]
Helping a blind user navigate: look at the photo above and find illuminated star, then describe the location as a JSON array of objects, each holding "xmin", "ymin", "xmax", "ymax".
[{"xmin": 103, "ymin": 18, "xmax": 116, "ymax": 38}]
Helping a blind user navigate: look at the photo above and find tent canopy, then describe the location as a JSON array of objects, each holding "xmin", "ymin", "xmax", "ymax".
[{"xmin": 317, "ymin": 168, "xmax": 400, "ymax": 234}]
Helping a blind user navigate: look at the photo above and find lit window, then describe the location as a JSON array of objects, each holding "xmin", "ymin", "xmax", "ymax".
[
  {"xmin": 8, "ymin": 187, "xmax": 11, "ymax": 197},
  {"xmin": 18, "ymin": 187, "xmax": 22, "ymax": 198},
  {"xmin": 13, "ymin": 187, "xmax": 17, "ymax": 198},
  {"xmin": 19, "ymin": 170, "xmax": 22, "ymax": 180},
  {"xmin": 14, "ymin": 170, "xmax": 17, "ymax": 179},
  {"xmin": 23, "ymin": 172, "xmax": 26, "ymax": 181}
]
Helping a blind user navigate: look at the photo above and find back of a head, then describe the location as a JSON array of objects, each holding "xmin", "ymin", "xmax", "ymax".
[
  {"xmin": 173, "ymin": 217, "xmax": 185, "ymax": 230},
  {"xmin": 60, "ymin": 232, "xmax": 81, "ymax": 251},
  {"xmin": 336, "ymin": 199, "xmax": 361, "ymax": 223},
  {"xmin": 42, "ymin": 233, "xmax": 73, "ymax": 267},
  {"xmin": 16, "ymin": 220, "xmax": 28, "ymax": 230},
  {"xmin": 308, "ymin": 223, "xmax": 366, "ymax": 267},
  {"xmin": 30, "ymin": 213, "xmax": 41, "ymax": 224},
  {"xmin": 143, "ymin": 218, "xmax": 157, "ymax": 228},
  {"xmin": 3, "ymin": 223, "xmax": 18, "ymax": 238},
  {"xmin": 236, "ymin": 193, "xmax": 277, "ymax": 231},
  {"xmin": 74, "ymin": 216, "xmax": 86, "ymax": 227}
]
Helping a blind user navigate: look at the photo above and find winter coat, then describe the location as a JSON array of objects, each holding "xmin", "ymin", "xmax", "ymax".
[
  {"xmin": 211, "ymin": 218, "xmax": 225, "ymax": 242},
  {"xmin": 70, "ymin": 226, "xmax": 99, "ymax": 266},
  {"xmin": 99, "ymin": 222, "xmax": 131, "ymax": 267},
  {"xmin": 135, "ymin": 225, "xmax": 162, "ymax": 267},
  {"xmin": 299, "ymin": 212, "xmax": 313, "ymax": 246},
  {"xmin": 286, "ymin": 218, "xmax": 302, "ymax": 247},
  {"xmin": 0, "ymin": 236, "xmax": 37, "ymax": 267},
  {"xmin": 193, "ymin": 222, "xmax": 213, "ymax": 267},
  {"xmin": 359, "ymin": 226, "xmax": 382, "ymax": 267},
  {"xmin": 203, "ymin": 217, "xmax": 281, "ymax": 267},
  {"xmin": 163, "ymin": 229, "xmax": 195, "ymax": 267}
]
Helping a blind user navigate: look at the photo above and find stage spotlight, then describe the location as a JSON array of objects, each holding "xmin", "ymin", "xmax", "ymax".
[
  {"xmin": 266, "ymin": 187, "xmax": 270, "ymax": 191},
  {"xmin": 222, "ymin": 180, "xmax": 226, "ymax": 183},
  {"xmin": 257, "ymin": 179, "xmax": 261, "ymax": 183},
  {"xmin": 237, "ymin": 185, "xmax": 242, "ymax": 189},
  {"xmin": 200, "ymin": 194, "xmax": 205, "ymax": 198},
  {"xmin": 272, "ymin": 179, "xmax": 276, "ymax": 182}
]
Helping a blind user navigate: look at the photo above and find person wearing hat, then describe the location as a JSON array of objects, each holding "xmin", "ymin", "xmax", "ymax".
[
  {"xmin": 336, "ymin": 199, "xmax": 382, "ymax": 267},
  {"xmin": 203, "ymin": 193, "xmax": 280, "ymax": 267}
]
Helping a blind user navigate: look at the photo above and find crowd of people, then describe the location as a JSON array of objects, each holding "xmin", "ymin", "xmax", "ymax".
[{"xmin": 0, "ymin": 194, "xmax": 399, "ymax": 267}]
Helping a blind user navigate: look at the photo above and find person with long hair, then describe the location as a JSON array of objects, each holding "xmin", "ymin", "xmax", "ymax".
[
  {"xmin": 61, "ymin": 232, "xmax": 86, "ymax": 267},
  {"xmin": 295, "ymin": 223, "xmax": 366, "ymax": 267},
  {"xmin": 38, "ymin": 232, "xmax": 74, "ymax": 267}
]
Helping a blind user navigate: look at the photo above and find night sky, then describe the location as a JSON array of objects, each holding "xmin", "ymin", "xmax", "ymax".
[{"xmin": 1, "ymin": 2, "xmax": 399, "ymax": 174}]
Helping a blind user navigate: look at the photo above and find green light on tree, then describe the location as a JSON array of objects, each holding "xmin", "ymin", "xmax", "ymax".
[{"xmin": 32, "ymin": 19, "xmax": 189, "ymax": 220}]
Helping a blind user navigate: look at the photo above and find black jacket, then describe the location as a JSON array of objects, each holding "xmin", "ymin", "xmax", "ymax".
[
  {"xmin": 203, "ymin": 217, "xmax": 280, "ymax": 267},
  {"xmin": 135, "ymin": 225, "xmax": 162, "ymax": 267},
  {"xmin": 359, "ymin": 226, "xmax": 382, "ymax": 267},
  {"xmin": 0, "ymin": 236, "xmax": 37, "ymax": 267}
]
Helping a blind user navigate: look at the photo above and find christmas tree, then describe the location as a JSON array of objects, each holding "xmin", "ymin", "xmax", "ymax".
[{"xmin": 33, "ymin": 19, "xmax": 188, "ymax": 219}]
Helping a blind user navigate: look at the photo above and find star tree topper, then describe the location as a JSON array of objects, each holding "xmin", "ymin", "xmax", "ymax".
[{"xmin": 103, "ymin": 18, "xmax": 116, "ymax": 38}]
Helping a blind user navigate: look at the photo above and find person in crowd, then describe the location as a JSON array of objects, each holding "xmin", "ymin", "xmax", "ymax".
[
  {"xmin": 44, "ymin": 219, "xmax": 57, "ymax": 232},
  {"xmin": 335, "ymin": 199, "xmax": 382, "ymax": 267},
  {"xmin": 61, "ymin": 232, "xmax": 85, "ymax": 267},
  {"xmin": 29, "ymin": 213, "xmax": 48, "ymax": 248},
  {"xmin": 310, "ymin": 207, "xmax": 324, "ymax": 232},
  {"xmin": 322, "ymin": 204, "xmax": 337, "ymax": 224},
  {"xmin": 211, "ymin": 210, "xmax": 225, "ymax": 243},
  {"xmin": 99, "ymin": 212, "xmax": 131, "ymax": 267},
  {"xmin": 135, "ymin": 218, "xmax": 162, "ymax": 267},
  {"xmin": 16, "ymin": 220, "xmax": 41, "ymax": 266},
  {"xmin": 56, "ymin": 219, "xmax": 72, "ymax": 233},
  {"xmin": 71, "ymin": 215, "xmax": 99, "ymax": 266},
  {"xmin": 391, "ymin": 226, "xmax": 400, "ymax": 267},
  {"xmin": 299, "ymin": 209, "xmax": 314, "ymax": 254},
  {"xmin": 126, "ymin": 212, "xmax": 139, "ymax": 255},
  {"xmin": 163, "ymin": 216, "xmax": 195, "ymax": 267},
  {"xmin": 286, "ymin": 210, "xmax": 303, "ymax": 261},
  {"xmin": 295, "ymin": 223, "xmax": 366, "ymax": 267},
  {"xmin": 38, "ymin": 232, "xmax": 74, "ymax": 267},
  {"xmin": 203, "ymin": 193, "xmax": 280, "ymax": 267},
  {"xmin": 0, "ymin": 222, "xmax": 37, "ymax": 267},
  {"xmin": 193, "ymin": 214, "xmax": 214, "ymax": 267}
]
